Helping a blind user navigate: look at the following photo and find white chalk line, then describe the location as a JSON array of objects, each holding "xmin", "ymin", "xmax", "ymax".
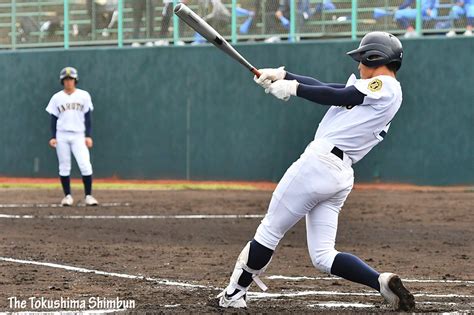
[
  {"xmin": 0, "ymin": 213, "xmax": 264, "ymax": 220},
  {"xmin": 248, "ymin": 290, "xmax": 474, "ymax": 299},
  {"xmin": 307, "ymin": 301, "xmax": 460, "ymax": 309},
  {"xmin": 0, "ymin": 202, "xmax": 130, "ymax": 208},
  {"xmin": 268, "ymin": 275, "xmax": 474, "ymax": 285},
  {"xmin": 308, "ymin": 301, "xmax": 375, "ymax": 308},
  {"xmin": 1, "ymin": 256, "xmax": 473, "ymax": 302},
  {"xmin": 0, "ymin": 257, "xmax": 208, "ymax": 289}
]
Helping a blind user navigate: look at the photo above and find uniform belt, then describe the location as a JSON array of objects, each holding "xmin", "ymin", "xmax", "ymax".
[{"xmin": 331, "ymin": 146, "xmax": 344, "ymax": 160}]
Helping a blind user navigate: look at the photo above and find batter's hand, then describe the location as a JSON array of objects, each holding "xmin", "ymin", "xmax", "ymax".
[
  {"xmin": 254, "ymin": 67, "xmax": 286, "ymax": 89},
  {"xmin": 49, "ymin": 138, "xmax": 57, "ymax": 148},
  {"xmin": 265, "ymin": 80, "xmax": 299, "ymax": 101},
  {"xmin": 85, "ymin": 137, "xmax": 93, "ymax": 148}
]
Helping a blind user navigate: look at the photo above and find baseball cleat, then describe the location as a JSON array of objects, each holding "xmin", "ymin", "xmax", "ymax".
[
  {"xmin": 217, "ymin": 289, "xmax": 247, "ymax": 308},
  {"xmin": 61, "ymin": 194, "xmax": 74, "ymax": 206},
  {"xmin": 379, "ymin": 272, "xmax": 415, "ymax": 311},
  {"xmin": 85, "ymin": 195, "xmax": 98, "ymax": 206}
]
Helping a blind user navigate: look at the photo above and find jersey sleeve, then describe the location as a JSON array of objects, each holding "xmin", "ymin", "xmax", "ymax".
[
  {"xmin": 353, "ymin": 77, "xmax": 394, "ymax": 106},
  {"xmin": 45, "ymin": 95, "xmax": 59, "ymax": 116},
  {"xmin": 85, "ymin": 91, "xmax": 94, "ymax": 112}
]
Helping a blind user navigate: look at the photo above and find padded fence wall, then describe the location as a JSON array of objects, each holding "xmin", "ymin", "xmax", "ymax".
[{"xmin": 0, "ymin": 37, "xmax": 472, "ymax": 184}]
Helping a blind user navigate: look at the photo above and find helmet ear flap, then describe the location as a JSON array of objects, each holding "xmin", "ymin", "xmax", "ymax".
[{"xmin": 360, "ymin": 49, "xmax": 391, "ymax": 67}]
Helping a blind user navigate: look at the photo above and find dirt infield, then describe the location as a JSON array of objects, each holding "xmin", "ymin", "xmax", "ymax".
[{"xmin": 0, "ymin": 188, "xmax": 473, "ymax": 313}]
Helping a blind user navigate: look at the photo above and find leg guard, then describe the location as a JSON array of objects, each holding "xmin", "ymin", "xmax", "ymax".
[{"xmin": 228, "ymin": 241, "xmax": 272, "ymax": 294}]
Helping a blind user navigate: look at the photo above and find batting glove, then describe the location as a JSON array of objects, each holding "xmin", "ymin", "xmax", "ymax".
[
  {"xmin": 253, "ymin": 66, "xmax": 286, "ymax": 89},
  {"xmin": 265, "ymin": 80, "xmax": 299, "ymax": 101}
]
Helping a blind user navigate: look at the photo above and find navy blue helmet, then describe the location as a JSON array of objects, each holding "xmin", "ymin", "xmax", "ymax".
[{"xmin": 347, "ymin": 32, "xmax": 403, "ymax": 70}]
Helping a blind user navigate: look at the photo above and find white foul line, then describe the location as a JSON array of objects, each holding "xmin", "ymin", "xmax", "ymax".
[
  {"xmin": 267, "ymin": 275, "xmax": 474, "ymax": 285},
  {"xmin": 1, "ymin": 257, "xmax": 473, "ymax": 300},
  {"xmin": 0, "ymin": 202, "xmax": 130, "ymax": 208},
  {"xmin": 0, "ymin": 214, "xmax": 264, "ymax": 220},
  {"xmin": 0, "ymin": 257, "xmax": 208, "ymax": 289}
]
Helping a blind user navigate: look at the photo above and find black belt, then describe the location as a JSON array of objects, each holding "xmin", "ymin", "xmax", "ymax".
[{"xmin": 331, "ymin": 146, "xmax": 344, "ymax": 160}]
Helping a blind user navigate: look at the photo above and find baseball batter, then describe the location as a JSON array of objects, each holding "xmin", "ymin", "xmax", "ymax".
[
  {"xmin": 46, "ymin": 67, "xmax": 98, "ymax": 207},
  {"xmin": 218, "ymin": 32, "xmax": 415, "ymax": 311}
]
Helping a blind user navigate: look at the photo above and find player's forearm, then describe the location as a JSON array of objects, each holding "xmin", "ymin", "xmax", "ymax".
[
  {"xmin": 296, "ymin": 84, "xmax": 365, "ymax": 106},
  {"xmin": 285, "ymin": 72, "xmax": 345, "ymax": 88},
  {"xmin": 50, "ymin": 114, "xmax": 58, "ymax": 139},
  {"xmin": 85, "ymin": 111, "xmax": 92, "ymax": 137}
]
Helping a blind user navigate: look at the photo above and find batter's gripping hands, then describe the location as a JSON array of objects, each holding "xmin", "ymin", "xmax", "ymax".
[
  {"xmin": 265, "ymin": 80, "xmax": 299, "ymax": 101},
  {"xmin": 254, "ymin": 67, "xmax": 286, "ymax": 89}
]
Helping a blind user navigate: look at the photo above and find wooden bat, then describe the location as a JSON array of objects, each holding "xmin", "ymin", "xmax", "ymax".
[{"xmin": 174, "ymin": 3, "xmax": 261, "ymax": 77}]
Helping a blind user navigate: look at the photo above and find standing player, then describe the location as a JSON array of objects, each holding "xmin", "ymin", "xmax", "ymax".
[
  {"xmin": 218, "ymin": 32, "xmax": 415, "ymax": 311},
  {"xmin": 46, "ymin": 67, "xmax": 99, "ymax": 207}
]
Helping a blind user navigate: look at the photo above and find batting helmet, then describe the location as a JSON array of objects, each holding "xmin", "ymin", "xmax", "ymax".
[
  {"xmin": 59, "ymin": 67, "xmax": 79, "ymax": 84},
  {"xmin": 347, "ymin": 32, "xmax": 403, "ymax": 70}
]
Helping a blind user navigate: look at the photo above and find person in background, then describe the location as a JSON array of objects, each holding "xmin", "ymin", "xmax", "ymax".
[
  {"xmin": 394, "ymin": 0, "xmax": 439, "ymax": 38},
  {"xmin": 131, "ymin": 0, "xmax": 156, "ymax": 46},
  {"xmin": 446, "ymin": 0, "xmax": 473, "ymax": 36}
]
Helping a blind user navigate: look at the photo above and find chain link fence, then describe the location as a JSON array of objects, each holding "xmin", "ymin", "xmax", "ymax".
[{"xmin": 0, "ymin": 0, "xmax": 471, "ymax": 49}]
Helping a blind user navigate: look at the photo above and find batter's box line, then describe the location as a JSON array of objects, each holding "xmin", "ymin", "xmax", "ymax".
[
  {"xmin": 0, "ymin": 202, "xmax": 131, "ymax": 208},
  {"xmin": 1, "ymin": 257, "xmax": 473, "ymax": 302},
  {"xmin": 267, "ymin": 275, "xmax": 474, "ymax": 285}
]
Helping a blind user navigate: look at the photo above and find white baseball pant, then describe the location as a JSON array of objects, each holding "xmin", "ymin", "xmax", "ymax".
[
  {"xmin": 254, "ymin": 139, "xmax": 354, "ymax": 273},
  {"xmin": 56, "ymin": 130, "xmax": 93, "ymax": 176}
]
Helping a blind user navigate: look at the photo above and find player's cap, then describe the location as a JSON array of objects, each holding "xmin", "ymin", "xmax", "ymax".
[
  {"xmin": 347, "ymin": 32, "xmax": 403, "ymax": 70},
  {"xmin": 59, "ymin": 67, "xmax": 79, "ymax": 81}
]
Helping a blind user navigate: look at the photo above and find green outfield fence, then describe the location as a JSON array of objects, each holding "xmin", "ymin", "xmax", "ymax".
[{"xmin": 0, "ymin": 0, "xmax": 470, "ymax": 49}]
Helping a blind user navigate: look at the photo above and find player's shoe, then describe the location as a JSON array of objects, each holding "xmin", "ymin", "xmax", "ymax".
[
  {"xmin": 446, "ymin": 30, "xmax": 456, "ymax": 37},
  {"xmin": 378, "ymin": 272, "xmax": 415, "ymax": 311},
  {"xmin": 85, "ymin": 195, "xmax": 99, "ymax": 206},
  {"xmin": 217, "ymin": 289, "xmax": 247, "ymax": 308},
  {"xmin": 464, "ymin": 29, "xmax": 473, "ymax": 36},
  {"xmin": 61, "ymin": 194, "xmax": 74, "ymax": 207}
]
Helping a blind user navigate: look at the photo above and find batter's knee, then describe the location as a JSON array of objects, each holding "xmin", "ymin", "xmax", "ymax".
[
  {"xmin": 309, "ymin": 248, "xmax": 339, "ymax": 274},
  {"xmin": 254, "ymin": 223, "xmax": 279, "ymax": 251}
]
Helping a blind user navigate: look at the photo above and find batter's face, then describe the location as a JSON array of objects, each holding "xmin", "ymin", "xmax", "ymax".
[
  {"xmin": 358, "ymin": 63, "xmax": 374, "ymax": 79},
  {"xmin": 63, "ymin": 77, "xmax": 76, "ymax": 92}
]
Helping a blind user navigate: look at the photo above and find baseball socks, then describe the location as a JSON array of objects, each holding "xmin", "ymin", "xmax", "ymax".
[
  {"xmin": 60, "ymin": 176, "xmax": 71, "ymax": 196},
  {"xmin": 330, "ymin": 252, "xmax": 380, "ymax": 291},
  {"xmin": 82, "ymin": 175, "xmax": 92, "ymax": 196}
]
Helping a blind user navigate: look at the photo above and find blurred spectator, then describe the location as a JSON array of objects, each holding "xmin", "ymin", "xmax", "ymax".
[
  {"xmin": 446, "ymin": 0, "xmax": 473, "ymax": 36},
  {"xmin": 394, "ymin": 0, "xmax": 439, "ymax": 38},
  {"xmin": 192, "ymin": 0, "xmax": 231, "ymax": 44},
  {"xmin": 84, "ymin": 0, "xmax": 118, "ymax": 38},
  {"xmin": 155, "ymin": 0, "xmax": 188, "ymax": 46},
  {"xmin": 131, "ymin": 0, "xmax": 156, "ymax": 46},
  {"xmin": 18, "ymin": 10, "xmax": 64, "ymax": 43},
  {"xmin": 265, "ymin": 0, "xmax": 335, "ymax": 42}
]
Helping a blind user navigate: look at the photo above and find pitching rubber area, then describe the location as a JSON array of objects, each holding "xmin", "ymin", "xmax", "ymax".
[{"xmin": 0, "ymin": 179, "xmax": 472, "ymax": 313}]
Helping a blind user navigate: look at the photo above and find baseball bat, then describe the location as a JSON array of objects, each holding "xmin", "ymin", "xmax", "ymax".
[{"xmin": 174, "ymin": 3, "xmax": 261, "ymax": 77}]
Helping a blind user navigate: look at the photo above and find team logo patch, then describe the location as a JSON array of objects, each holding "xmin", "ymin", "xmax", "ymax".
[{"xmin": 368, "ymin": 78, "xmax": 382, "ymax": 92}]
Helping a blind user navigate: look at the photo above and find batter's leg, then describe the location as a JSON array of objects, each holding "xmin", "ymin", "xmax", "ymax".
[
  {"xmin": 220, "ymin": 146, "xmax": 345, "ymax": 307},
  {"xmin": 306, "ymin": 188, "xmax": 415, "ymax": 311}
]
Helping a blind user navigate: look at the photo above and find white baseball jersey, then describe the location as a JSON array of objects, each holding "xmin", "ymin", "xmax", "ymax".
[
  {"xmin": 45, "ymin": 89, "xmax": 94, "ymax": 133},
  {"xmin": 314, "ymin": 74, "xmax": 402, "ymax": 163}
]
